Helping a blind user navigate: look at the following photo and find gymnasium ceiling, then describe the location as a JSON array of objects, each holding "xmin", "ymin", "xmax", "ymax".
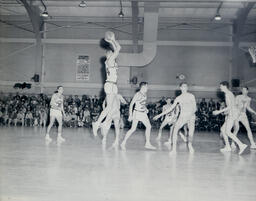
[{"xmin": 0, "ymin": 0, "xmax": 256, "ymax": 37}]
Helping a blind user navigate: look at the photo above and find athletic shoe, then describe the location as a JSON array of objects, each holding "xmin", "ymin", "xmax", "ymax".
[
  {"xmin": 220, "ymin": 146, "xmax": 232, "ymax": 152},
  {"xmin": 164, "ymin": 141, "xmax": 172, "ymax": 150},
  {"xmin": 57, "ymin": 136, "xmax": 65, "ymax": 142},
  {"xmin": 45, "ymin": 135, "xmax": 52, "ymax": 142},
  {"xmin": 145, "ymin": 143, "xmax": 156, "ymax": 150},
  {"xmin": 111, "ymin": 142, "xmax": 119, "ymax": 149},
  {"xmin": 250, "ymin": 144, "xmax": 256, "ymax": 149},
  {"xmin": 120, "ymin": 142, "xmax": 126, "ymax": 151}
]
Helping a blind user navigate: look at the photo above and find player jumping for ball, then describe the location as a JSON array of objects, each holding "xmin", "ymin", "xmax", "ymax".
[{"xmin": 93, "ymin": 31, "xmax": 121, "ymax": 137}]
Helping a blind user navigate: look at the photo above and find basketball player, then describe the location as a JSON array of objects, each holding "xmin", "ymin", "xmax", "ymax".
[
  {"xmin": 156, "ymin": 98, "xmax": 187, "ymax": 143},
  {"xmin": 120, "ymin": 82, "xmax": 156, "ymax": 150},
  {"xmin": 213, "ymin": 81, "xmax": 248, "ymax": 154},
  {"xmin": 45, "ymin": 86, "xmax": 66, "ymax": 143},
  {"xmin": 101, "ymin": 93, "xmax": 127, "ymax": 148},
  {"xmin": 153, "ymin": 82, "xmax": 196, "ymax": 154},
  {"xmin": 231, "ymin": 87, "xmax": 256, "ymax": 149},
  {"xmin": 92, "ymin": 31, "xmax": 121, "ymax": 137}
]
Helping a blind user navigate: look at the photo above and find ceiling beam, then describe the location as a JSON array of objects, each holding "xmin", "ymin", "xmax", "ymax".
[
  {"xmin": 0, "ymin": 15, "xmax": 238, "ymax": 25},
  {"xmin": 0, "ymin": 18, "xmax": 34, "ymax": 33}
]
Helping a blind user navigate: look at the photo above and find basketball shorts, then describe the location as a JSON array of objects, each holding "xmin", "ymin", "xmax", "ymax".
[
  {"xmin": 104, "ymin": 82, "xmax": 118, "ymax": 95},
  {"xmin": 50, "ymin": 108, "xmax": 62, "ymax": 118},
  {"xmin": 133, "ymin": 110, "xmax": 148, "ymax": 122}
]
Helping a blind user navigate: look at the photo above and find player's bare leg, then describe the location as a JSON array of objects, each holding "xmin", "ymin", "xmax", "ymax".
[
  {"xmin": 93, "ymin": 94, "xmax": 115, "ymax": 137},
  {"xmin": 56, "ymin": 116, "xmax": 65, "ymax": 142},
  {"xmin": 156, "ymin": 120, "xmax": 169, "ymax": 141},
  {"xmin": 224, "ymin": 117, "xmax": 248, "ymax": 155},
  {"xmin": 112, "ymin": 119, "xmax": 120, "ymax": 148},
  {"xmin": 232, "ymin": 114, "xmax": 256, "ymax": 149},
  {"xmin": 169, "ymin": 122, "xmax": 182, "ymax": 155},
  {"xmin": 120, "ymin": 119, "xmax": 139, "ymax": 150},
  {"xmin": 101, "ymin": 118, "xmax": 112, "ymax": 146},
  {"xmin": 179, "ymin": 125, "xmax": 188, "ymax": 143},
  {"xmin": 187, "ymin": 115, "xmax": 195, "ymax": 153},
  {"xmin": 231, "ymin": 121, "xmax": 239, "ymax": 150},
  {"xmin": 220, "ymin": 122, "xmax": 232, "ymax": 152},
  {"xmin": 45, "ymin": 116, "xmax": 55, "ymax": 142},
  {"xmin": 140, "ymin": 116, "xmax": 156, "ymax": 150}
]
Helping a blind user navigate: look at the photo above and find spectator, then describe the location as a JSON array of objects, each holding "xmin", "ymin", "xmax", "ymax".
[
  {"xmin": 33, "ymin": 110, "xmax": 40, "ymax": 126},
  {"xmin": 70, "ymin": 110, "xmax": 78, "ymax": 127},
  {"xmin": 77, "ymin": 112, "xmax": 84, "ymax": 127},
  {"xmin": 15, "ymin": 110, "xmax": 25, "ymax": 126},
  {"xmin": 39, "ymin": 108, "xmax": 47, "ymax": 127},
  {"xmin": 83, "ymin": 107, "xmax": 92, "ymax": 127},
  {"xmin": 25, "ymin": 111, "xmax": 33, "ymax": 126},
  {"xmin": 64, "ymin": 112, "xmax": 72, "ymax": 127},
  {"xmin": 74, "ymin": 95, "xmax": 81, "ymax": 107}
]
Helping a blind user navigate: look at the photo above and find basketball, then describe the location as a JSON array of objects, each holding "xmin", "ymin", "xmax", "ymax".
[{"xmin": 104, "ymin": 31, "xmax": 115, "ymax": 41}]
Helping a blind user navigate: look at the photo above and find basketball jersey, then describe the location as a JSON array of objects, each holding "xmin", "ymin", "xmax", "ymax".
[
  {"xmin": 225, "ymin": 91, "xmax": 238, "ymax": 117},
  {"xmin": 134, "ymin": 92, "xmax": 147, "ymax": 112},
  {"xmin": 51, "ymin": 93, "xmax": 63, "ymax": 111},
  {"xmin": 164, "ymin": 104, "xmax": 179, "ymax": 118},
  {"xmin": 163, "ymin": 104, "xmax": 172, "ymax": 117},
  {"xmin": 105, "ymin": 61, "xmax": 118, "ymax": 83},
  {"xmin": 236, "ymin": 95, "xmax": 249, "ymax": 113}
]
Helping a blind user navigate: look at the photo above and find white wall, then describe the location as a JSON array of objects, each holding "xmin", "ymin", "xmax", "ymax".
[{"xmin": 0, "ymin": 21, "xmax": 255, "ymax": 99}]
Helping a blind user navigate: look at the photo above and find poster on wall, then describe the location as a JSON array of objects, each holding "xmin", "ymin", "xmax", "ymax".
[{"xmin": 76, "ymin": 55, "xmax": 90, "ymax": 81}]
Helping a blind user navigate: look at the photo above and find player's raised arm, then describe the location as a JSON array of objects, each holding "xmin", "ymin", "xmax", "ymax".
[{"xmin": 108, "ymin": 39, "xmax": 121, "ymax": 62}]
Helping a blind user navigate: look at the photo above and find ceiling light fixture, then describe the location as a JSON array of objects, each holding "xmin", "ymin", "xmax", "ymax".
[
  {"xmin": 214, "ymin": 2, "xmax": 223, "ymax": 21},
  {"xmin": 214, "ymin": 13, "xmax": 222, "ymax": 21},
  {"xmin": 118, "ymin": 0, "xmax": 124, "ymax": 18},
  {"xmin": 41, "ymin": 10, "xmax": 49, "ymax": 17},
  {"xmin": 40, "ymin": 0, "xmax": 48, "ymax": 18},
  {"xmin": 79, "ymin": 1, "xmax": 87, "ymax": 8}
]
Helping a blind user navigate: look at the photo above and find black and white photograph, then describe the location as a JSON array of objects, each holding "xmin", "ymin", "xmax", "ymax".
[{"xmin": 0, "ymin": 0, "xmax": 256, "ymax": 201}]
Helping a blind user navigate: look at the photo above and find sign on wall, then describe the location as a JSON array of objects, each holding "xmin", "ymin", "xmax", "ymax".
[{"xmin": 76, "ymin": 55, "xmax": 90, "ymax": 81}]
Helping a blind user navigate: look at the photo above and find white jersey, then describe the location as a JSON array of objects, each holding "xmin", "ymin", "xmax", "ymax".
[
  {"xmin": 175, "ymin": 92, "xmax": 196, "ymax": 116},
  {"xmin": 134, "ymin": 92, "xmax": 147, "ymax": 112},
  {"xmin": 236, "ymin": 95, "xmax": 251, "ymax": 114},
  {"xmin": 105, "ymin": 61, "xmax": 118, "ymax": 83},
  {"xmin": 163, "ymin": 104, "xmax": 179, "ymax": 118},
  {"xmin": 50, "ymin": 93, "xmax": 64, "ymax": 111},
  {"xmin": 225, "ymin": 91, "xmax": 239, "ymax": 118}
]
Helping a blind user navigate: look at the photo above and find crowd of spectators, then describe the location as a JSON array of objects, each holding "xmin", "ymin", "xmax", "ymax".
[
  {"xmin": 0, "ymin": 93, "xmax": 105, "ymax": 128},
  {"xmin": 1, "ymin": 92, "xmax": 253, "ymax": 132}
]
